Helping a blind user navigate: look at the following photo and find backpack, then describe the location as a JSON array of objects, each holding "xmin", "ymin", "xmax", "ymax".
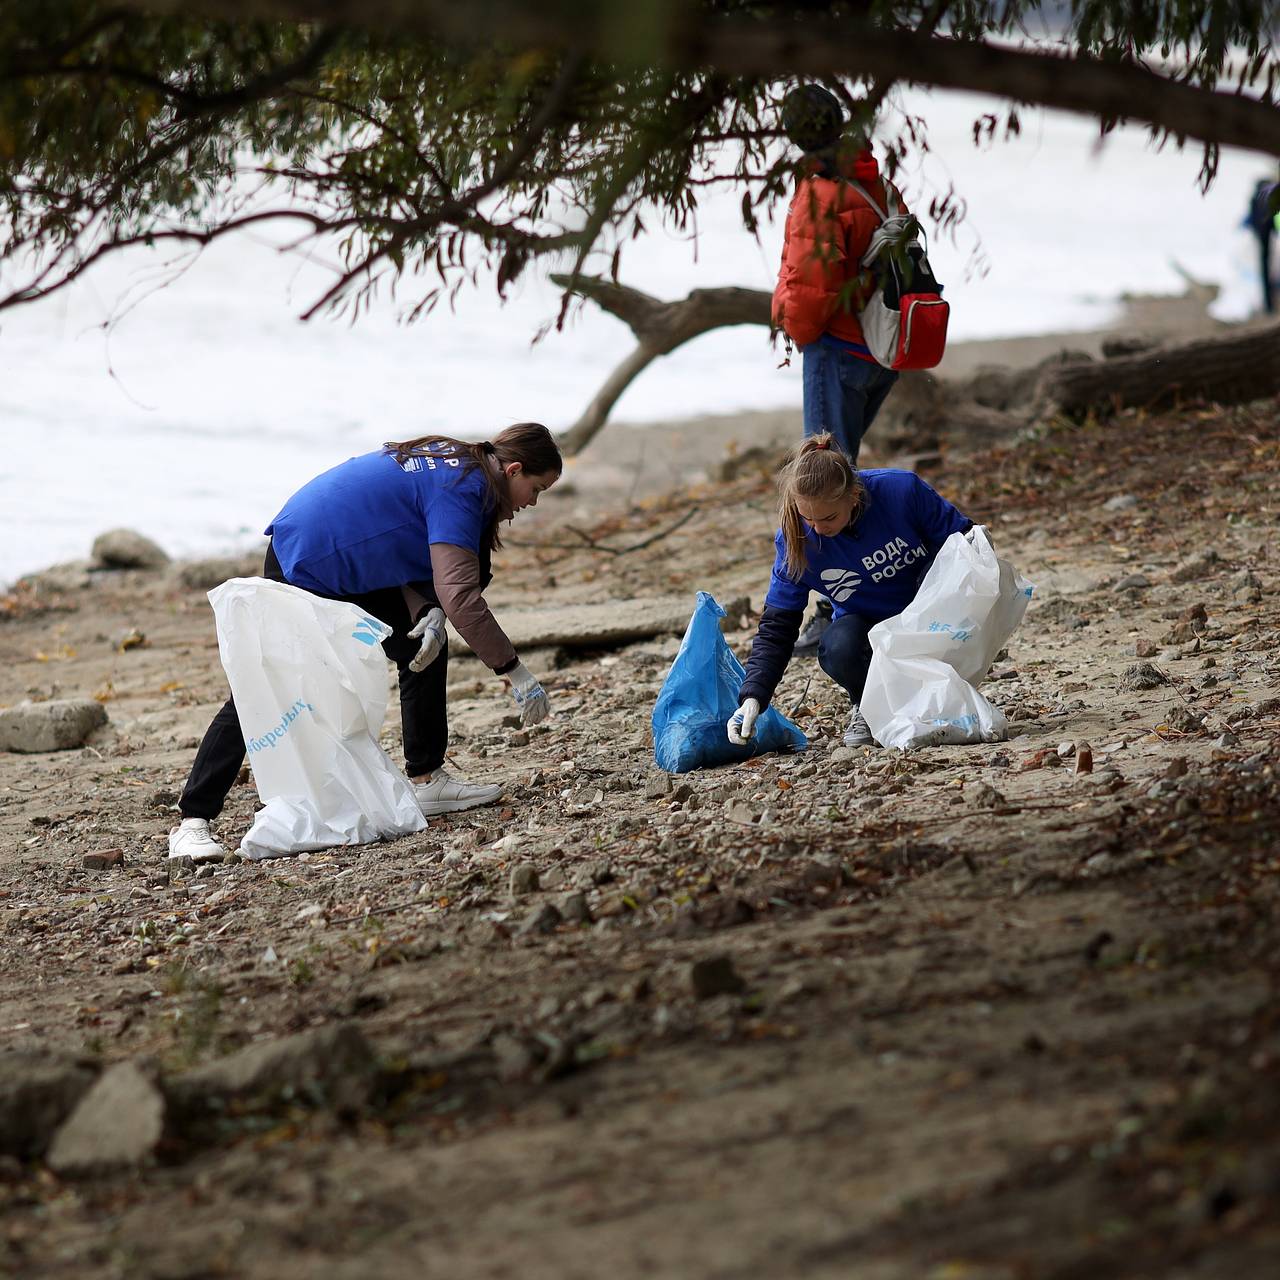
[{"xmin": 843, "ymin": 178, "xmax": 950, "ymax": 371}]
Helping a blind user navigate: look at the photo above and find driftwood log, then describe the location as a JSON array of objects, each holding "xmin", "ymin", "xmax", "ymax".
[
  {"xmin": 1034, "ymin": 319, "xmax": 1280, "ymax": 417},
  {"xmin": 553, "ymin": 273, "xmax": 1280, "ymax": 456}
]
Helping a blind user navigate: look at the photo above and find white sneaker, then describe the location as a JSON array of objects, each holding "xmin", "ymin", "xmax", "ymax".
[
  {"xmin": 842, "ymin": 706, "xmax": 876, "ymax": 748},
  {"xmin": 413, "ymin": 768, "xmax": 503, "ymax": 816},
  {"xmin": 168, "ymin": 818, "xmax": 226, "ymax": 861}
]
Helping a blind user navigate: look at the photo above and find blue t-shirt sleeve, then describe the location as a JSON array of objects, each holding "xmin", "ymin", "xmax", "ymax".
[
  {"xmin": 910, "ymin": 475, "xmax": 972, "ymax": 551},
  {"xmin": 425, "ymin": 469, "xmax": 490, "ymax": 555},
  {"xmin": 762, "ymin": 531, "xmax": 810, "ymax": 612}
]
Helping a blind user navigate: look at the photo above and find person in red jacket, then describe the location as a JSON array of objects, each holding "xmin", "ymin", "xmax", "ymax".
[{"xmin": 773, "ymin": 84, "xmax": 907, "ymax": 655}]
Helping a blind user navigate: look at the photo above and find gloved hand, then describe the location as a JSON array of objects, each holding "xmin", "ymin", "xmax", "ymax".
[
  {"xmin": 507, "ymin": 660, "xmax": 550, "ymax": 727},
  {"xmin": 407, "ymin": 607, "xmax": 447, "ymax": 673},
  {"xmin": 727, "ymin": 697, "xmax": 761, "ymax": 745}
]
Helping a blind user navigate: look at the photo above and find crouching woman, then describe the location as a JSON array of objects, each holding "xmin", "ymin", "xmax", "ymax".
[
  {"xmin": 727, "ymin": 434, "xmax": 972, "ymax": 750},
  {"xmin": 169, "ymin": 422, "xmax": 561, "ymax": 861}
]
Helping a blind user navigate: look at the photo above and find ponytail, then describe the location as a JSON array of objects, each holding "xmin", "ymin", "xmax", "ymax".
[
  {"xmin": 384, "ymin": 422, "xmax": 562, "ymax": 553},
  {"xmin": 777, "ymin": 433, "xmax": 864, "ymax": 580}
]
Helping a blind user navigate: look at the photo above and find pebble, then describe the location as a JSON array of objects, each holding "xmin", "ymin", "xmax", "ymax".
[
  {"xmin": 644, "ymin": 774, "xmax": 672, "ymax": 799},
  {"xmin": 509, "ymin": 863, "xmax": 539, "ymax": 895},
  {"xmin": 82, "ymin": 848, "xmax": 124, "ymax": 871},
  {"xmin": 1121, "ymin": 661, "xmax": 1165, "ymax": 691},
  {"xmin": 559, "ymin": 891, "xmax": 593, "ymax": 924},
  {"xmin": 1104, "ymin": 494, "xmax": 1139, "ymax": 512},
  {"xmin": 1113, "ymin": 572, "xmax": 1150, "ymax": 591},
  {"xmin": 688, "ymin": 955, "xmax": 746, "ymax": 1000},
  {"xmin": 518, "ymin": 902, "xmax": 562, "ymax": 936}
]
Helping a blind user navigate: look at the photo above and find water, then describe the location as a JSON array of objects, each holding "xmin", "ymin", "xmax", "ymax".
[{"xmin": 0, "ymin": 87, "xmax": 1268, "ymax": 585}]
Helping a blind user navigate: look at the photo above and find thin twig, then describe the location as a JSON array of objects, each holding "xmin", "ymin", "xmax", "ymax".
[{"xmin": 510, "ymin": 505, "xmax": 699, "ymax": 557}]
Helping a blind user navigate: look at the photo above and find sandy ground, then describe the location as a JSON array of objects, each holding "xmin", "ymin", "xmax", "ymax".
[{"xmin": 1, "ymin": 322, "xmax": 1279, "ymax": 1277}]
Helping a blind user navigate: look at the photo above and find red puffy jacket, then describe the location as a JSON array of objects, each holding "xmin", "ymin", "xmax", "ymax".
[{"xmin": 772, "ymin": 149, "xmax": 905, "ymax": 352}]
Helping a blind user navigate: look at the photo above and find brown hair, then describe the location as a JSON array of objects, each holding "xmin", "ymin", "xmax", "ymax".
[
  {"xmin": 383, "ymin": 422, "xmax": 562, "ymax": 552},
  {"xmin": 777, "ymin": 433, "xmax": 865, "ymax": 580}
]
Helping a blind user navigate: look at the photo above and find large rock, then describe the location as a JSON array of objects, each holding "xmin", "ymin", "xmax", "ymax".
[
  {"xmin": 0, "ymin": 1052, "xmax": 96, "ymax": 1158},
  {"xmin": 449, "ymin": 596, "xmax": 694, "ymax": 655},
  {"xmin": 168, "ymin": 1023, "xmax": 376, "ymax": 1115},
  {"xmin": 0, "ymin": 699, "xmax": 107, "ymax": 753},
  {"xmin": 46, "ymin": 1062, "xmax": 166, "ymax": 1175},
  {"xmin": 91, "ymin": 528, "xmax": 170, "ymax": 569}
]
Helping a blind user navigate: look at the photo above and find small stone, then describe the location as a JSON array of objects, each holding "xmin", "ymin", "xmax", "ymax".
[
  {"xmin": 1213, "ymin": 731, "xmax": 1240, "ymax": 750},
  {"xmin": 169, "ymin": 1025, "xmax": 376, "ymax": 1115},
  {"xmin": 1113, "ymin": 573, "xmax": 1150, "ymax": 591},
  {"xmin": 518, "ymin": 902, "xmax": 562, "ymax": 936},
  {"xmin": 508, "ymin": 730, "xmax": 530, "ymax": 747},
  {"xmin": 1121, "ymin": 662, "xmax": 1165, "ymax": 692},
  {"xmin": 973, "ymin": 783, "xmax": 1006, "ymax": 809},
  {"xmin": 509, "ymin": 863, "xmax": 539, "ymax": 895},
  {"xmin": 1163, "ymin": 706, "xmax": 1203, "ymax": 734},
  {"xmin": 559, "ymin": 891, "xmax": 593, "ymax": 924},
  {"xmin": 178, "ymin": 557, "xmax": 249, "ymax": 590},
  {"xmin": 1133, "ymin": 639, "xmax": 1159, "ymax": 658},
  {"xmin": 113, "ymin": 628, "xmax": 148, "ymax": 652},
  {"xmin": 1103, "ymin": 494, "xmax": 1139, "ymax": 512},
  {"xmin": 82, "ymin": 848, "xmax": 124, "ymax": 871},
  {"xmin": 0, "ymin": 1054, "xmax": 96, "ymax": 1159},
  {"xmin": 689, "ymin": 955, "xmax": 746, "ymax": 1000},
  {"xmin": 644, "ymin": 774, "xmax": 673, "ymax": 800},
  {"xmin": 90, "ymin": 528, "xmax": 170, "ymax": 570},
  {"xmin": 46, "ymin": 1063, "xmax": 166, "ymax": 1175},
  {"xmin": 0, "ymin": 699, "xmax": 108, "ymax": 753},
  {"xmin": 149, "ymin": 789, "xmax": 178, "ymax": 809},
  {"xmin": 726, "ymin": 800, "xmax": 757, "ymax": 825},
  {"xmin": 1073, "ymin": 742, "xmax": 1094, "ymax": 775},
  {"xmin": 1164, "ymin": 756, "xmax": 1189, "ymax": 779}
]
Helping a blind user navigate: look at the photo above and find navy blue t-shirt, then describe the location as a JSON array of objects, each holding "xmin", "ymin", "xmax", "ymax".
[
  {"xmin": 764, "ymin": 469, "xmax": 971, "ymax": 623},
  {"xmin": 265, "ymin": 447, "xmax": 493, "ymax": 596}
]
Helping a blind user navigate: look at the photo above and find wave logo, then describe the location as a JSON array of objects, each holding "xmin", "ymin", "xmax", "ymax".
[
  {"xmin": 351, "ymin": 616, "xmax": 383, "ymax": 647},
  {"xmin": 819, "ymin": 567, "xmax": 862, "ymax": 602}
]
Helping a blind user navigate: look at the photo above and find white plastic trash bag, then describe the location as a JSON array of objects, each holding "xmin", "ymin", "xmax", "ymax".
[
  {"xmin": 207, "ymin": 578, "xmax": 427, "ymax": 859},
  {"xmin": 860, "ymin": 526, "xmax": 1034, "ymax": 750}
]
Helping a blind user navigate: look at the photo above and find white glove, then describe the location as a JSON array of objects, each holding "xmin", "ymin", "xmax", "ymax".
[
  {"xmin": 407, "ymin": 607, "xmax": 447, "ymax": 672},
  {"xmin": 507, "ymin": 660, "xmax": 550, "ymax": 727},
  {"xmin": 727, "ymin": 697, "xmax": 761, "ymax": 745}
]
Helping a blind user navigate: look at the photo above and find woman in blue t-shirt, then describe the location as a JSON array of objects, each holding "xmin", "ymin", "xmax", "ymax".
[
  {"xmin": 169, "ymin": 422, "xmax": 562, "ymax": 862},
  {"xmin": 727, "ymin": 433, "xmax": 972, "ymax": 749}
]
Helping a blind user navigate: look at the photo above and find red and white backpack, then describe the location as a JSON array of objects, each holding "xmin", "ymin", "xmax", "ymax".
[{"xmin": 844, "ymin": 179, "xmax": 950, "ymax": 371}]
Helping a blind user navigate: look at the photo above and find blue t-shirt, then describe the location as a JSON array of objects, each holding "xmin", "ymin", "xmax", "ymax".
[
  {"xmin": 763, "ymin": 469, "xmax": 971, "ymax": 623},
  {"xmin": 265, "ymin": 447, "xmax": 493, "ymax": 595}
]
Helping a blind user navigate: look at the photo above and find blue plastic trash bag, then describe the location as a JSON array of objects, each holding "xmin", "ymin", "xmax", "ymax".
[{"xmin": 652, "ymin": 592, "xmax": 807, "ymax": 773}]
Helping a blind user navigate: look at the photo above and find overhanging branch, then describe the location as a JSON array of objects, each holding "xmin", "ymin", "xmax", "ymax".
[{"xmin": 121, "ymin": 0, "xmax": 1280, "ymax": 156}]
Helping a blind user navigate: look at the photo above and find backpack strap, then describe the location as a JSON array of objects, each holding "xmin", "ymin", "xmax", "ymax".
[{"xmin": 843, "ymin": 176, "xmax": 922, "ymax": 271}]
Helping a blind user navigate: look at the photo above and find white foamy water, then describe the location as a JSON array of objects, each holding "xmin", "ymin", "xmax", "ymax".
[{"xmin": 0, "ymin": 87, "xmax": 1269, "ymax": 585}]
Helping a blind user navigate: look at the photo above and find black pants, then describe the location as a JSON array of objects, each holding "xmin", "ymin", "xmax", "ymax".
[
  {"xmin": 179, "ymin": 545, "xmax": 448, "ymax": 820},
  {"xmin": 816, "ymin": 612, "xmax": 874, "ymax": 706},
  {"xmin": 1257, "ymin": 229, "xmax": 1275, "ymax": 315}
]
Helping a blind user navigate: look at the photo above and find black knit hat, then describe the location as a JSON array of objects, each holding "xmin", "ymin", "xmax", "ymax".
[{"xmin": 780, "ymin": 85, "xmax": 845, "ymax": 154}]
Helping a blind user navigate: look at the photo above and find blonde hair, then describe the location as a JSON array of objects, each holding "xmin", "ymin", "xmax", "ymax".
[{"xmin": 777, "ymin": 433, "xmax": 865, "ymax": 580}]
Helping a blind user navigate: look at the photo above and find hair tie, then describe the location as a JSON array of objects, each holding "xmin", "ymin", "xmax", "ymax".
[
  {"xmin": 481, "ymin": 441, "xmax": 496, "ymax": 454},
  {"xmin": 814, "ymin": 439, "xmax": 830, "ymax": 450}
]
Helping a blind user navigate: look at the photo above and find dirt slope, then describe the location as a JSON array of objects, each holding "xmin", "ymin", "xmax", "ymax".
[{"xmin": 1, "ymin": 398, "xmax": 1278, "ymax": 1279}]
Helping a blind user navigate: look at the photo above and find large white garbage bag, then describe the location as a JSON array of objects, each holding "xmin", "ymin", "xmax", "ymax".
[
  {"xmin": 207, "ymin": 578, "xmax": 427, "ymax": 859},
  {"xmin": 859, "ymin": 527, "xmax": 1034, "ymax": 750}
]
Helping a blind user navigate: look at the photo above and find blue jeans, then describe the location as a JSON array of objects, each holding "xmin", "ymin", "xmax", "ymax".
[
  {"xmin": 802, "ymin": 338, "xmax": 899, "ymax": 463},
  {"xmin": 817, "ymin": 613, "xmax": 874, "ymax": 705}
]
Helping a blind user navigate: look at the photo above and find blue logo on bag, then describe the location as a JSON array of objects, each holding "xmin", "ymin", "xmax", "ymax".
[
  {"xmin": 246, "ymin": 698, "xmax": 316, "ymax": 753},
  {"xmin": 351, "ymin": 616, "xmax": 382, "ymax": 646}
]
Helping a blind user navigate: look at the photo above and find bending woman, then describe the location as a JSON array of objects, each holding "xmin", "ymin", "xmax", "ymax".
[
  {"xmin": 169, "ymin": 422, "xmax": 561, "ymax": 860},
  {"xmin": 728, "ymin": 434, "xmax": 972, "ymax": 750}
]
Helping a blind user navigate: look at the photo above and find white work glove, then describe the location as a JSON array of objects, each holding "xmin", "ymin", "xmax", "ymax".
[
  {"xmin": 727, "ymin": 697, "xmax": 761, "ymax": 745},
  {"xmin": 507, "ymin": 660, "xmax": 550, "ymax": 727},
  {"xmin": 407, "ymin": 607, "xmax": 447, "ymax": 672}
]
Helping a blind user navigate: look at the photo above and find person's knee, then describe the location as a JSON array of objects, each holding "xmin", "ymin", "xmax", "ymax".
[{"xmin": 817, "ymin": 618, "xmax": 868, "ymax": 681}]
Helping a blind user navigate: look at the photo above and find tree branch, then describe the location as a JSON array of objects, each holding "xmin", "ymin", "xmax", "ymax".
[{"xmin": 120, "ymin": 1, "xmax": 1280, "ymax": 156}]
